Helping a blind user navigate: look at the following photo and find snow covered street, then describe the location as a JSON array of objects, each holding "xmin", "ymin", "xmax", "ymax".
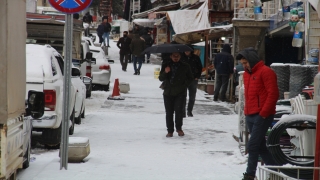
[{"xmin": 17, "ymin": 40, "xmax": 247, "ymax": 180}]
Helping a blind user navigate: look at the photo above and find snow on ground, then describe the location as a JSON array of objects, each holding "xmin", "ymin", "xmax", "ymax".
[{"xmin": 18, "ymin": 39, "xmax": 247, "ymax": 180}]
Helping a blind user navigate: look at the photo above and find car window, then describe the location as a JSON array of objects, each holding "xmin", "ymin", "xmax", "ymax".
[
  {"xmin": 51, "ymin": 56, "xmax": 58, "ymax": 76},
  {"xmin": 55, "ymin": 55, "xmax": 64, "ymax": 75}
]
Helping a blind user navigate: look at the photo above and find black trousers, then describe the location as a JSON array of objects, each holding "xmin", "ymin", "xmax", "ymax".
[
  {"xmin": 214, "ymin": 74, "xmax": 229, "ymax": 100},
  {"xmin": 120, "ymin": 53, "xmax": 129, "ymax": 70},
  {"xmin": 183, "ymin": 80, "xmax": 198, "ymax": 113},
  {"xmin": 163, "ymin": 94, "xmax": 184, "ymax": 133}
]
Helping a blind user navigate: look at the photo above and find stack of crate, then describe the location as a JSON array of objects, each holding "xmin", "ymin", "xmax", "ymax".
[{"xmin": 233, "ymin": 0, "xmax": 277, "ymax": 20}]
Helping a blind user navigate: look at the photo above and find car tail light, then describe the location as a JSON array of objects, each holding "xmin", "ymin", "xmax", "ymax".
[
  {"xmin": 99, "ymin": 64, "xmax": 110, "ymax": 70},
  {"xmin": 86, "ymin": 65, "xmax": 92, "ymax": 78},
  {"xmin": 44, "ymin": 90, "xmax": 56, "ymax": 111}
]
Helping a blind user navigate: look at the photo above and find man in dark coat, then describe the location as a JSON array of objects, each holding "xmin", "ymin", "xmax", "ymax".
[
  {"xmin": 83, "ymin": 12, "xmax": 93, "ymax": 24},
  {"xmin": 238, "ymin": 47, "xmax": 278, "ymax": 180},
  {"xmin": 213, "ymin": 44, "xmax": 234, "ymax": 101},
  {"xmin": 117, "ymin": 31, "xmax": 132, "ymax": 71},
  {"xmin": 181, "ymin": 45, "xmax": 202, "ymax": 117},
  {"xmin": 141, "ymin": 31, "xmax": 154, "ymax": 63},
  {"xmin": 159, "ymin": 52, "xmax": 193, "ymax": 137},
  {"xmin": 129, "ymin": 34, "xmax": 146, "ymax": 75}
]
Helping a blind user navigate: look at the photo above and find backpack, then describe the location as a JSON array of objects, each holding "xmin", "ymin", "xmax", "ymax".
[{"xmin": 97, "ymin": 24, "xmax": 104, "ymax": 36}]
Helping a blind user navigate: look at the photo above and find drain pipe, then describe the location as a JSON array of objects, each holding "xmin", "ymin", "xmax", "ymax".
[{"xmin": 305, "ymin": 1, "xmax": 309, "ymax": 63}]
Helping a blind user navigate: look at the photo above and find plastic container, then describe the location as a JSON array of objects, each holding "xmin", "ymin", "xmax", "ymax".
[
  {"xmin": 308, "ymin": 49, "xmax": 319, "ymax": 64},
  {"xmin": 292, "ymin": 31, "xmax": 303, "ymax": 47},
  {"xmin": 254, "ymin": 0, "xmax": 263, "ymax": 21},
  {"xmin": 282, "ymin": 0, "xmax": 291, "ymax": 20}
]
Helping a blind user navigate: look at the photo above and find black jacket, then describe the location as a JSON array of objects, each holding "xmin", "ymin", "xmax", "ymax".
[
  {"xmin": 130, "ymin": 36, "xmax": 146, "ymax": 58},
  {"xmin": 141, "ymin": 34, "xmax": 154, "ymax": 46},
  {"xmin": 181, "ymin": 53, "xmax": 203, "ymax": 79},
  {"xmin": 214, "ymin": 44, "xmax": 234, "ymax": 75},
  {"xmin": 159, "ymin": 61, "xmax": 193, "ymax": 96},
  {"xmin": 117, "ymin": 36, "xmax": 132, "ymax": 54}
]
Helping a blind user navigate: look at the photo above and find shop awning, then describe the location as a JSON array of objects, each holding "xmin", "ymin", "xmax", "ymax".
[
  {"xmin": 173, "ymin": 24, "xmax": 233, "ymax": 44},
  {"xmin": 133, "ymin": 19, "xmax": 157, "ymax": 28},
  {"xmin": 154, "ymin": 17, "xmax": 166, "ymax": 26}
]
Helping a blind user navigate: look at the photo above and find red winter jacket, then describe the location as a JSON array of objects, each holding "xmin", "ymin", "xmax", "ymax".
[{"xmin": 243, "ymin": 61, "xmax": 279, "ymax": 117}]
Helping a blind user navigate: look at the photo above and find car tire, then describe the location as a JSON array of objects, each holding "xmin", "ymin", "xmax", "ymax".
[
  {"xmin": 22, "ymin": 143, "xmax": 30, "ymax": 169},
  {"xmin": 42, "ymin": 124, "xmax": 62, "ymax": 146},
  {"xmin": 81, "ymin": 108, "xmax": 85, "ymax": 118},
  {"xmin": 69, "ymin": 108, "xmax": 75, "ymax": 135},
  {"xmin": 103, "ymin": 84, "xmax": 109, "ymax": 91},
  {"xmin": 86, "ymin": 90, "xmax": 92, "ymax": 98},
  {"xmin": 75, "ymin": 105, "xmax": 82, "ymax": 125}
]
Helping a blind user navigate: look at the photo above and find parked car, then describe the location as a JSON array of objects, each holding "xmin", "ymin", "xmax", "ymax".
[
  {"xmin": 82, "ymin": 37, "xmax": 113, "ymax": 91},
  {"xmin": 71, "ymin": 67, "xmax": 86, "ymax": 124},
  {"xmin": 26, "ymin": 44, "xmax": 79, "ymax": 146}
]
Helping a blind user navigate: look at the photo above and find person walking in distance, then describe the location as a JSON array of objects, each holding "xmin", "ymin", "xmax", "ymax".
[
  {"xmin": 238, "ymin": 47, "xmax": 279, "ymax": 180},
  {"xmin": 159, "ymin": 52, "xmax": 193, "ymax": 137},
  {"xmin": 129, "ymin": 34, "xmax": 145, "ymax": 75},
  {"xmin": 181, "ymin": 45, "xmax": 202, "ymax": 117},
  {"xmin": 117, "ymin": 31, "xmax": 132, "ymax": 72},
  {"xmin": 141, "ymin": 31, "xmax": 154, "ymax": 63},
  {"xmin": 213, "ymin": 44, "xmax": 234, "ymax": 102},
  {"xmin": 102, "ymin": 16, "xmax": 112, "ymax": 47}
]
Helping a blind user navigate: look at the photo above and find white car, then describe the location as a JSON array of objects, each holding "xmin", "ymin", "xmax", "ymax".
[
  {"xmin": 26, "ymin": 44, "xmax": 81, "ymax": 146},
  {"xmin": 82, "ymin": 36, "xmax": 112, "ymax": 91},
  {"xmin": 71, "ymin": 67, "xmax": 86, "ymax": 124}
]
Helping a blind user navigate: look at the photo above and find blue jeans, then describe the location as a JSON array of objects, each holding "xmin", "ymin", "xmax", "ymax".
[
  {"xmin": 132, "ymin": 56, "xmax": 143, "ymax": 73},
  {"xmin": 246, "ymin": 114, "xmax": 276, "ymax": 176},
  {"xmin": 183, "ymin": 80, "xmax": 198, "ymax": 113},
  {"xmin": 102, "ymin": 32, "xmax": 110, "ymax": 46}
]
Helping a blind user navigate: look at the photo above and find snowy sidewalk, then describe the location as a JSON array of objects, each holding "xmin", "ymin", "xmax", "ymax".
[{"xmin": 18, "ymin": 39, "xmax": 247, "ymax": 180}]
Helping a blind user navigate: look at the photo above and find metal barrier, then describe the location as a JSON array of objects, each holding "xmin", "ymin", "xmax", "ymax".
[{"xmin": 258, "ymin": 166, "xmax": 320, "ymax": 180}]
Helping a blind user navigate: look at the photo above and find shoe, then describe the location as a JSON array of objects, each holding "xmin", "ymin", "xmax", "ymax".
[
  {"xmin": 133, "ymin": 72, "xmax": 138, "ymax": 75},
  {"xmin": 122, "ymin": 69, "xmax": 127, "ymax": 72},
  {"xmin": 166, "ymin": 133, "xmax": 173, "ymax": 137},
  {"xmin": 187, "ymin": 111, "xmax": 193, "ymax": 117},
  {"xmin": 213, "ymin": 98, "xmax": 218, "ymax": 102},
  {"xmin": 107, "ymin": 45, "xmax": 110, "ymax": 47},
  {"xmin": 137, "ymin": 70, "xmax": 140, "ymax": 75},
  {"xmin": 147, "ymin": 60, "xmax": 150, "ymax": 63},
  {"xmin": 176, "ymin": 130, "xmax": 184, "ymax": 136},
  {"xmin": 242, "ymin": 173, "xmax": 255, "ymax": 180}
]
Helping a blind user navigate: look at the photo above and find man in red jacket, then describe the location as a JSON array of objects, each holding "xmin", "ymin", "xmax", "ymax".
[{"xmin": 237, "ymin": 47, "xmax": 279, "ymax": 180}]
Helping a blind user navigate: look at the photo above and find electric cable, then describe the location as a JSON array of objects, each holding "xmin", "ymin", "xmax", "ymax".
[{"xmin": 267, "ymin": 114, "xmax": 316, "ymax": 179}]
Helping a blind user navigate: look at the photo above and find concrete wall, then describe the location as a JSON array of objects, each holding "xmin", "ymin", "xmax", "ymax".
[
  {"xmin": 26, "ymin": 0, "xmax": 37, "ymax": 13},
  {"xmin": 0, "ymin": 0, "xmax": 26, "ymax": 123}
]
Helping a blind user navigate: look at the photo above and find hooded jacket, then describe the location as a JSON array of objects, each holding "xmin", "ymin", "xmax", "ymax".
[
  {"xmin": 214, "ymin": 44, "xmax": 234, "ymax": 74},
  {"xmin": 238, "ymin": 47, "xmax": 279, "ymax": 117}
]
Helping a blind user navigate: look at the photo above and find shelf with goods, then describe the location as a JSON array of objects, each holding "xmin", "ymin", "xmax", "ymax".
[
  {"xmin": 211, "ymin": 37, "xmax": 233, "ymax": 58},
  {"xmin": 233, "ymin": 0, "xmax": 276, "ymax": 20}
]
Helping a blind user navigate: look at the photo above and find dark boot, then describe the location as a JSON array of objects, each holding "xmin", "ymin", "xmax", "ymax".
[
  {"xmin": 187, "ymin": 111, "xmax": 193, "ymax": 117},
  {"xmin": 242, "ymin": 173, "xmax": 255, "ymax": 180},
  {"xmin": 176, "ymin": 130, "xmax": 184, "ymax": 136},
  {"xmin": 166, "ymin": 133, "xmax": 173, "ymax": 137}
]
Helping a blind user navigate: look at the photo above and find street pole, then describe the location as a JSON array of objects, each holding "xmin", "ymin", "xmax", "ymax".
[{"xmin": 60, "ymin": 14, "xmax": 73, "ymax": 170}]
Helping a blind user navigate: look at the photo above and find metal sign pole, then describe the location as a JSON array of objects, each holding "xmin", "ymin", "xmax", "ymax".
[{"xmin": 60, "ymin": 14, "xmax": 73, "ymax": 170}]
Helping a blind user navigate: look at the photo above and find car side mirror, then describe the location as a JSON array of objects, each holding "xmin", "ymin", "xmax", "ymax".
[
  {"xmin": 26, "ymin": 90, "xmax": 44, "ymax": 119},
  {"xmin": 91, "ymin": 58, "xmax": 97, "ymax": 64},
  {"xmin": 85, "ymin": 52, "xmax": 93, "ymax": 60},
  {"xmin": 72, "ymin": 67, "xmax": 81, "ymax": 77},
  {"xmin": 108, "ymin": 59, "xmax": 114, "ymax": 64}
]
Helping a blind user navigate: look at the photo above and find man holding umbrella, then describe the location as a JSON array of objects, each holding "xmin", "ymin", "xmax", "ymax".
[{"xmin": 156, "ymin": 44, "xmax": 193, "ymax": 137}]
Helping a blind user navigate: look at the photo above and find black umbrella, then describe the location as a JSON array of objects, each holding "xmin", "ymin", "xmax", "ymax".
[{"xmin": 142, "ymin": 44, "xmax": 193, "ymax": 54}]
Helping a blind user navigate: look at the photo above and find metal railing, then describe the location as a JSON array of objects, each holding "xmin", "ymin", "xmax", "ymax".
[{"xmin": 258, "ymin": 166, "xmax": 320, "ymax": 180}]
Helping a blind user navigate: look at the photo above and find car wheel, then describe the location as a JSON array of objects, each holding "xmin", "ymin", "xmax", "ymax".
[
  {"xmin": 103, "ymin": 84, "xmax": 109, "ymax": 91},
  {"xmin": 81, "ymin": 108, "xmax": 85, "ymax": 118},
  {"xmin": 22, "ymin": 143, "xmax": 30, "ymax": 169},
  {"xmin": 69, "ymin": 108, "xmax": 75, "ymax": 135},
  {"xmin": 86, "ymin": 90, "xmax": 92, "ymax": 98},
  {"xmin": 75, "ymin": 105, "xmax": 82, "ymax": 125}
]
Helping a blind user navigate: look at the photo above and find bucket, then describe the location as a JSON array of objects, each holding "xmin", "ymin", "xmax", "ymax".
[
  {"xmin": 206, "ymin": 81, "xmax": 215, "ymax": 95},
  {"xmin": 284, "ymin": 92, "xmax": 290, "ymax": 99}
]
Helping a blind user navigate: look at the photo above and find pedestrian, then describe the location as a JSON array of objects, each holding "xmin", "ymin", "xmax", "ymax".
[
  {"xmin": 213, "ymin": 44, "xmax": 234, "ymax": 102},
  {"xmin": 83, "ymin": 12, "xmax": 93, "ymax": 25},
  {"xmin": 181, "ymin": 45, "xmax": 202, "ymax": 117},
  {"xmin": 141, "ymin": 31, "xmax": 154, "ymax": 63},
  {"xmin": 129, "ymin": 34, "xmax": 146, "ymax": 75},
  {"xmin": 233, "ymin": 58, "xmax": 245, "ymax": 101},
  {"xmin": 102, "ymin": 16, "xmax": 112, "ymax": 47},
  {"xmin": 159, "ymin": 52, "xmax": 193, "ymax": 137},
  {"xmin": 238, "ymin": 47, "xmax": 279, "ymax": 180},
  {"xmin": 127, "ymin": 30, "xmax": 134, "ymax": 63},
  {"xmin": 117, "ymin": 31, "xmax": 132, "ymax": 72}
]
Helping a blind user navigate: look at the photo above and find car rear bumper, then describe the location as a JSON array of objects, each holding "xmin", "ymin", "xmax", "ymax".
[
  {"xmin": 32, "ymin": 115, "xmax": 59, "ymax": 129},
  {"xmin": 92, "ymin": 70, "xmax": 111, "ymax": 85}
]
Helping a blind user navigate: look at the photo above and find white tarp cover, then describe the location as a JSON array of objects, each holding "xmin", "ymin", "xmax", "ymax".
[
  {"xmin": 308, "ymin": 0, "xmax": 320, "ymax": 19},
  {"xmin": 167, "ymin": 0, "xmax": 210, "ymax": 34},
  {"xmin": 133, "ymin": 19, "xmax": 157, "ymax": 28}
]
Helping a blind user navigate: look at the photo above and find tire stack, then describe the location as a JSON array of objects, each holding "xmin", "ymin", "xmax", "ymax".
[
  {"xmin": 271, "ymin": 63, "xmax": 290, "ymax": 99},
  {"xmin": 289, "ymin": 65, "xmax": 309, "ymax": 98}
]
